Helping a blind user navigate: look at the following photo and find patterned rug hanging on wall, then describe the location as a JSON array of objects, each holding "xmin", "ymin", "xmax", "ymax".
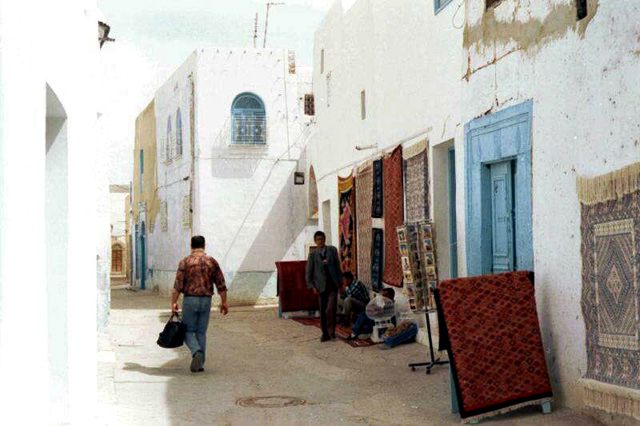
[
  {"xmin": 579, "ymin": 163, "xmax": 640, "ymax": 395},
  {"xmin": 404, "ymin": 140, "xmax": 430, "ymax": 223},
  {"xmin": 372, "ymin": 159, "xmax": 384, "ymax": 218},
  {"xmin": 371, "ymin": 228, "xmax": 384, "ymax": 292},
  {"xmin": 356, "ymin": 162, "xmax": 373, "ymax": 288},
  {"xmin": 383, "ymin": 145, "xmax": 404, "ymax": 287},
  {"xmin": 338, "ymin": 173, "xmax": 357, "ymax": 276}
]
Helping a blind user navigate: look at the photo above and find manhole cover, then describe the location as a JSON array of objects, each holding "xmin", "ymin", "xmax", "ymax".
[{"xmin": 236, "ymin": 396, "xmax": 306, "ymax": 408}]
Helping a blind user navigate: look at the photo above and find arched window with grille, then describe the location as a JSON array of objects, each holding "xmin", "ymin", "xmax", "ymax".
[
  {"xmin": 231, "ymin": 93, "xmax": 266, "ymax": 145},
  {"xmin": 166, "ymin": 116, "xmax": 172, "ymax": 160},
  {"xmin": 176, "ymin": 108, "xmax": 183, "ymax": 156}
]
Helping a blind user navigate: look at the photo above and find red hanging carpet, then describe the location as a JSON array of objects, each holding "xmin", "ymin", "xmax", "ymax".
[
  {"xmin": 382, "ymin": 145, "xmax": 404, "ymax": 287},
  {"xmin": 292, "ymin": 317, "xmax": 377, "ymax": 348},
  {"xmin": 435, "ymin": 271, "xmax": 553, "ymax": 423}
]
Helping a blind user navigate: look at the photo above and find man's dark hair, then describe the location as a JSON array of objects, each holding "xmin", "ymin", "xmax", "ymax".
[
  {"xmin": 381, "ymin": 287, "xmax": 395, "ymax": 300},
  {"xmin": 314, "ymin": 230, "xmax": 326, "ymax": 240},
  {"xmin": 342, "ymin": 271, "xmax": 354, "ymax": 281},
  {"xmin": 191, "ymin": 235, "xmax": 206, "ymax": 249}
]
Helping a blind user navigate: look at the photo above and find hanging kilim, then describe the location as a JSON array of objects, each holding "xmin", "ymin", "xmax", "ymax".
[
  {"xmin": 338, "ymin": 173, "xmax": 357, "ymax": 276},
  {"xmin": 578, "ymin": 163, "xmax": 640, "ymax": 395},
  {"xmin": 371, "ymin": 228, "xmax": 384, "ymax": 292},
  {"xmin": 435, "ymin": 271, "xmax": 553, "ymax": 423},
  {"xmin": 356, "ymin": 163, "xmax": 373, "ymax": 288},
  {"xmin": 372, "ymin": 159, "xmax": 384, "ymax": 218},
  {"xmin": 383, "ymin": 146, "xmax": 404, "ymax": 287},
  {"xmin": 404, "ymin": 140, "xmax": 430, "ymax": 223}
]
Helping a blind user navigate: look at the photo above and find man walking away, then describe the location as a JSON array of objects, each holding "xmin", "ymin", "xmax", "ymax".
[
  {"xmin": 172, "ymin": 236, "xmax": 229, "ymax": 372},
  {"xmin": 305, "ymin": 231, "xmax": 342, "ymax": 342},
  {"xmin": 338, "ymin": 271, "xmax": 370, "ymax": 325}
]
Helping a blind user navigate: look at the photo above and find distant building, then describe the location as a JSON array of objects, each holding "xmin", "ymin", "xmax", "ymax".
[
  {"xmin": 110, "ymin": 184, "xmax": 131, "ymax": 283},
  {"xmin": 132, "ymin": 48, "xmax": 315, "ymax": 305}
]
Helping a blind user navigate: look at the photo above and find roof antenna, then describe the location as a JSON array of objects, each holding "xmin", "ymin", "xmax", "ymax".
[
  {"xmin": 253, "ymin": 12, "xmax": 259, "ymax": 48},
  {"xmin": 263, "ymin": 2, "xmax": 284, "ymax": 48}
]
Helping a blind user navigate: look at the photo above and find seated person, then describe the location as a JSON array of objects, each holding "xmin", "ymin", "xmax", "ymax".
[
  {"xmin": 348, "ymin": 287, "xmax": 395, "ymax": 340},
  {"xmin": 338, "ymin": 271, "xmax": 370, "ymax": 324}
]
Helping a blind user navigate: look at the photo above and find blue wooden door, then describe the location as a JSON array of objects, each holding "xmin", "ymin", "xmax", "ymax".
[
  {"xmin": 448, "ymin": 148, "xmax": 458, "ymax": 278},
  {"xmin": 489, "ymin": 161, "xmax": 514, "ymax": 273}
]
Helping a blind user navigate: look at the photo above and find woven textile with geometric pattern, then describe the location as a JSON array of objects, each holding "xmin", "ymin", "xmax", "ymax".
[
  {"xmin": 404, "ymin": 142, "xmax": 429, "ymax": 223},
  {"xmin": 579, "ymin": 163, "xmax": 640, "ymax": 390},
  {"xmin": 338, "ymin": 173, "xmax": 357, "ymax": 276},
  {"xmin": 382, "ymin": 145, "xmax": 404, "ymax": 287},
  {"xmin": 356, "ymin": 163, "xmax": 373, "ymax": 288},
  {"xmin": 435, "ymin": 271, "xmax": 553, "ymax": 423}
]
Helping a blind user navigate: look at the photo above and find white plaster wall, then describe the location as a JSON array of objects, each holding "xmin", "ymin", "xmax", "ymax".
[
  {"xmin": 148, "ymin": 54, "xmax": 197, "ymax": 294},
  {"xmin": 193, "ymin": 48, "xmax": 311, "ymax": 304},
  {"xmin": 0, "ymin": 0, "xmax": 101, "ymax": 423},
  {"xmin": 462, "ymin": 0, "xmax": 640, "ymax": 408},
  {"xmin": 308, "ymin": 0, "xmax": 464, "ymax": 274}
]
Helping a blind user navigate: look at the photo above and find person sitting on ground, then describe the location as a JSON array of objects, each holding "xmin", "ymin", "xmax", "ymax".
[
  {"xmin": 338, "ymin": 271, "xmax": 370, "ymax": 325},
  {"xmin": 348, "ymin": 287, "xmax": 395, "ymax": 340}
]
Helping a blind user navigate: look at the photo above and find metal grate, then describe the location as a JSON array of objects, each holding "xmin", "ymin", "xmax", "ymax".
[{"xmin": 231, "ymin": 113, "xmax": 267, "ymax": 144}]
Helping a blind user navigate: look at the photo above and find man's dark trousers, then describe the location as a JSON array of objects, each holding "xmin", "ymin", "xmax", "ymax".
[{"xmin": 320, "ymin": 282, "xmax": 338, "ymax": 338}]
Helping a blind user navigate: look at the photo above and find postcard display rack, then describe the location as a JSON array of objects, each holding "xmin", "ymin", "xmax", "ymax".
[{"xmin": 397, "ymin": 221, "xmax": 448, "ymax": 374}]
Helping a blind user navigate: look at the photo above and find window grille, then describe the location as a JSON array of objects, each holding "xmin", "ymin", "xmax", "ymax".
[
  {"xmin": 304, "ymin": 94, "xmax": 315, "ymax": 116},
  {"xmin": 231, "ymin": 93, "xmax": 267, "ymax": 145}
]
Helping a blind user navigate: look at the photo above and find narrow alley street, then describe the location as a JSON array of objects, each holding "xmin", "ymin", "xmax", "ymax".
[{"xmin": 98, "ymin": 289, "xmax": 601, "ymax": 426}]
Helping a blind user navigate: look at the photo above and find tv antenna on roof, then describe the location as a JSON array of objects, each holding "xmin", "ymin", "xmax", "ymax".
[
  {"xmin": 253, "ymin": 12, "xmax": 259, "ymax": 47},
  {"xmin": 263, "ymin": 2, "xmax": 285, "ymax": 48}
]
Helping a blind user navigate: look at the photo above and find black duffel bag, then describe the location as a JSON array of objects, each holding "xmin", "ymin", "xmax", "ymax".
[{"xmin": 157, "ymin": 313, "xmax": 187, "ymax": 348}]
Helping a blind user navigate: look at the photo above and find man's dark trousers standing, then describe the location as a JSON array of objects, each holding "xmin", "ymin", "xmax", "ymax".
[{"xmin": 319, "ymin": 280, "xmax": 338, "ymax": 339}]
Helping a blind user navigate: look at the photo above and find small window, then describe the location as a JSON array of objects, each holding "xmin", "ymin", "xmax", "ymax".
[
  {"xmin": 486, "ymin": 0, "xmax": 501, "ymax": 9},
  {"xmin": 160, "ymin": 201, "xmax": 168, "ymax": 232},
  {"xmin": 320, "ymin": 49, "xmax": 325, "ymax": 74},
  {"xmin": 231, "ymin": 93, "xmax": 266, "ymax": 145},
  {"xmin": 326, "ymin": 72, "xmax": 332, "ymax": 108},
  {"xmin": 360, "ymin": 90, "xmax": 366, "ymax": 120},
  {"xmin": 577, "ymin": 0, "xmax": 587, "ymax": 20},
  {"xmin": 434, "ymin": 0, "xmax": 453, "ymax": 14},
  {"xmin": 139, "ymin": 149, "xmax": 144, "ymax": 193},
  {"xmin": 182, "ymin": 195, "xmax": 191, "ymax": 228},
  {"xmin": 176, "ymin": 108, "xmax": 183, "ymax": 156},
  {"xmin": 304, "ymin": 94, "xmax": 315, "ymax": 116},
  {"xmin": 288, "ymin": 50, "xmax": 296, "ymax": 74}
]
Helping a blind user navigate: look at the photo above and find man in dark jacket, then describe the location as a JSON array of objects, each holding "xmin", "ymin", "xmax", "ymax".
[{"xmin": 305, "ymin": 231, "xmax": 342, "ymax": 341}]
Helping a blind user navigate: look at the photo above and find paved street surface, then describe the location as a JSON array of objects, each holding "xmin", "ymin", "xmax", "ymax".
[{"xmin": 98, "ymin": 289, "xmax": 601, "ymax": 426}]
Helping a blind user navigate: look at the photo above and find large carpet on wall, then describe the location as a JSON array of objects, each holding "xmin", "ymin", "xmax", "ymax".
[
  {"xmin": 579, "ymin": 163, "xmax": 640, "ymax": 390},
  {"xmin": 383, "ymin": 145, "xmax": 404, "ymax": 287},
  {"xmin": 372, "ymin": 159, "xmax": 384, "ymax": 218},
  {"xmin": 435, "ymin": 271, "xmax": 553, "ymax": 423},
  {"xmin": 338, "ymin": 173, "xmax": 357, "ymax": 276},
  {"xmin": 356, "ymin": 163, "xmax": 373, "ymax": 288},
  {"xmin": 404, "ymin": 141, "xmax": 430, "ymax": 223},
  {"xmin": 371, "ymin": 228, "xmax": 384, "ymax": 292}
]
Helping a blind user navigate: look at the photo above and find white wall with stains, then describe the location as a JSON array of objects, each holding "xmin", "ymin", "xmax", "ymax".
[{"xmin": 462, "ymin": 0, "xmax": 640, "ymax": 408}]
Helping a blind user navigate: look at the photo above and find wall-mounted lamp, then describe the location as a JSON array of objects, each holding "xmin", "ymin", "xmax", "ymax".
[
  {"xmin": 98, "ymin": 21, "xmax": 115, "ymax": 48},
  {"xmin": 294, "ymin": 171, "xmax": 305, "ymax": 185}
]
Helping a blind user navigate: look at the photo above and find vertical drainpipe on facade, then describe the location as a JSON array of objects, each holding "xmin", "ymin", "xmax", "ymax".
[
  {"xmin": 282, "ymin": 50, "xmax": 291, "ymax": 161},
  {"xmin": 189, "ymin": 73, "xmax": 196, "ymax": 235}
]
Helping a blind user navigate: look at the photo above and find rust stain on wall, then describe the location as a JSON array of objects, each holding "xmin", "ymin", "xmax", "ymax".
[
  {"xmin": 133, "ymin": 100, "xmax": 160, "ymax": 232},
  {"xmin": 464, "ymin": 0, "xmax": 599, "ymax": 53}
]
